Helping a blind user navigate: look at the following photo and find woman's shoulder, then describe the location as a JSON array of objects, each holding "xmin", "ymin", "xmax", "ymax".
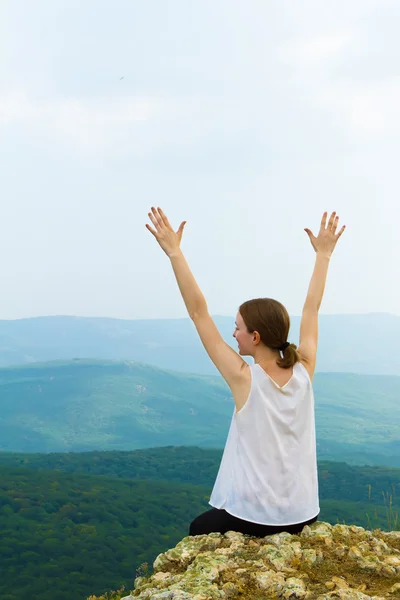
[
  {"xmin": 230, "ymin": 363, "xmax": 252, "ymax": 412},
  {"xmin": 296, "ymin": 359, "xmax": 313, "ymax": 384}
]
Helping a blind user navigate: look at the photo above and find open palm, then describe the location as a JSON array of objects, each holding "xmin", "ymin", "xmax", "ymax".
[
  {"xmin": 305, "ymin": 211, "xmax": 346, "ymax": 257},
  {"xmin": 146, "ymin": 207, "xmax": 186, "ymax": 257}
]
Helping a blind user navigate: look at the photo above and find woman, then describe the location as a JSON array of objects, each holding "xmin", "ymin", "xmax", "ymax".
[{"xmin": 146, "ymin": 207, "xmax": 345, "ymax": 537}]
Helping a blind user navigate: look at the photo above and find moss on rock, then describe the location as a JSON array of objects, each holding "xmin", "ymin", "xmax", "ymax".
[{"xmin": 92, "ymin": 522, "xmax": 400, "ymax": 600}]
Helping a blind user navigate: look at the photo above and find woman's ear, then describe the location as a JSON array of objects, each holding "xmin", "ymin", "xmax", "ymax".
[{"xmin": 252, "ymin": 331, "xmax": 261, "ymax": 345}]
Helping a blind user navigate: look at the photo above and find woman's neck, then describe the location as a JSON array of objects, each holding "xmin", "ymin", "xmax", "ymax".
[{"xmin": 252, "ymin": 347, "xmax": 280, "ymax": 365}]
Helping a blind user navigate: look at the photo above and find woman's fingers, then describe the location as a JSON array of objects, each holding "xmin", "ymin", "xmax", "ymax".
[
  {"xmin": 151, "ymin": 206, "xmax": 164, "ymax": 227},
  {"xmin": 148, "ymin": 211, "xmax": 159, "ymax": 230},
  {"xmin": 331, "ymin": 215, "xmax": 339, "ymax": 234},
  {"xmin": 305, "ymin": 212, "xmax": 345, "ymax": 257},
  {"xmin": 304, "ymin": 228, "xmax": 314, "ymax": 239},
  {"xmin": 145, "ymin": 223, "xmax": 157, "ymax": 236},
  {"xmin": 327, "ymin": 211, "xmax": 337, "ymax": 230},
  {"xmin": 177, "ymin": 221, "xmax": 187, "ymax": 237},
  {"xmin": 336, "ymin": 224, "xmax": 346, "ymax": 239},
  {"xmin": 319, "ymin": 211, "xmax": 343, "ymax": 236},
  {"xmin": 320, "ymin": 212, "xmax": 328, "ymax": 231},
  {"xmin": 158, "ymin": 207, "xmax": 172, "ymax": 229},
  {"xmin": 304, "ymin": 228, "xmax": 317, "ymax": 250}
]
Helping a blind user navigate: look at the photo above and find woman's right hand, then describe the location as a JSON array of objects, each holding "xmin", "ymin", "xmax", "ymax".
[
  {"xmin": 304, "ymin": 211, "xmax": 346, "ymax": 257},
  {"xmin": 146, "ymin": 206, "xmax": 187, "ymax": 257}
]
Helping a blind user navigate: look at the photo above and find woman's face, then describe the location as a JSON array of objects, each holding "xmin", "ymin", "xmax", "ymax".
[{"xmin": 233, "ymin": 311, "xmax": 255, "ymax": 356}]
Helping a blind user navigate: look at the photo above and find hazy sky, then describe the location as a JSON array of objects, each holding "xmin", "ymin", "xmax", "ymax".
[{"xmin": 0, "ymin": 0, "xmax": 399, "ymax": 320}]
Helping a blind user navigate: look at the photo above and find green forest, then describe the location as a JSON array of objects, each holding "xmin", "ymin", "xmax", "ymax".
[
  {"xmin": 1, "ymin": 445, "xmax": 400, "ymax": 505},
  {"xmin": 0, "ymin": 447, "xmax": 399, "ymax": 600}
]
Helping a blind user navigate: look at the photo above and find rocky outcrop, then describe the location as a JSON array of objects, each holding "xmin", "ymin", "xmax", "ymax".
[{"xmin": 122, "ymin": 522, "xmax": 400, "ymax": 600}]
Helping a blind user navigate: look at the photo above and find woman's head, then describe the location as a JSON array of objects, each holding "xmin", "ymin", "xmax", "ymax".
[{"xmin": 233, "ymin": 298, "xmax": 299, "ymax": 369}]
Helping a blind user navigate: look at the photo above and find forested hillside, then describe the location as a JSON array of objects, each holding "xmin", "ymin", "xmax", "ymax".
[
  {"xmin": 0, "ymin": 447, "xmax": 399, "ymax": 600},
  {"xmin": 1, "ymin": 360, "xmax": 399, "ymax": 468}
]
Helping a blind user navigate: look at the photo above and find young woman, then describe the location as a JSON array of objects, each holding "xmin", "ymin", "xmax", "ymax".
[{"xmin": 146, "ymin": 207, "xmax": 345, "ymax": 537}]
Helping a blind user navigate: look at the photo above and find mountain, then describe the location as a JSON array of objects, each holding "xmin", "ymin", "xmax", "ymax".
[
  {"xmin": 0, "ymin": 359, "xmax": 229, "ymax": 453},
  {"xmin": 0, "ymin": 359, "xmax": 399, "ymax": 466},
  {"xmin": 0, "ymin": 313, "xmax": 399, "ymax": 376},
  {"xmin": 0, "ymin": 447, "xmax": 399, "ymax": 600}
]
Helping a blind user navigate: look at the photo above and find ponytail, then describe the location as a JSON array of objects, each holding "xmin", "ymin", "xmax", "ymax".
[{"xmin": 276, "ymin": 342, "xmax": 300, "ymax": 369}]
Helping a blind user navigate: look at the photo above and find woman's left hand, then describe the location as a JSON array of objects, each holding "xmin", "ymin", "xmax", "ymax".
[
  {"xmin": 304, "ymin": 211, "xmax": 346, "ymax": 258},
  {"xmin": 146, "ymin": 207, "xmax": 186, "ymax": 257}
]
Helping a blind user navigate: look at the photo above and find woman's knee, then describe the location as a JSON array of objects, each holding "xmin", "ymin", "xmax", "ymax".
[
  {"xmin": 189, "ymin": 509, "xmax": 226, "ymax": 536},
  {"xmin": 189, "ymin": 514, "xmax": 204, "ymax": 536}
]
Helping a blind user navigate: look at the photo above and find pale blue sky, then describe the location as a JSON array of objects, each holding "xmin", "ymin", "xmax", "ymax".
[{"xmin": 0, "ymin": 0, "xmax": 399, "ymax": 320}]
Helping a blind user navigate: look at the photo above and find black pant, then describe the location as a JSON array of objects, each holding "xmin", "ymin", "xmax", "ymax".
[{"xmin": 189, "ymin": 508, "xmax": 318, "ymax": 537}]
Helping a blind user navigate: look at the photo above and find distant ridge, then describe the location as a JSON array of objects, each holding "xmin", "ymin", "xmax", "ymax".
[
  {"xmin": 0, "ymin": 313, "xmax": 399, "ymax": 376},
  {"xmin": 0, "ymin": 358, "xmax": 399, "ymax": 464}
]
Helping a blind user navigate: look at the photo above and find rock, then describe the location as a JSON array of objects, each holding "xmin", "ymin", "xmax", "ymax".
[
  {"xmin": 153, "ymin": 572, "xmax": 173, "ymax": 582},
  {"xmin": 325, "ymin": 581, "xmax": 336, "ymax": 590},
  {"xmin": 153, "ymin": 533, "xmax": 223, "ymax": 572},
  {"xmin": 258, "ymin": 539, "xmax": 302, "ymax": 572},
  {"xmin": 282, "ymin": 576, "xmax": 307, "ymax": 598},
  {"xmin": 331, "ymin": 576, "xmax": 349, "ymax": 589},
  {"xmin": 101, "ymin": 522, "xmax": 400, "ymax": 600},
  {"xmin": 301, "ymin": 522, "xmax": 333, "ymax": 539},
  {"xmin": 221, "ymin": 581, "xmax": 238, "ymax": 598},
  {"xmin": 302, "ymin": 548, "xmax": 318, "ymax": 566},
  {"xmin": 224, "ymin": 531, "xmax": 244, "ymax": 542},
  {"xmin": 254, "ymin": 569, "xmax": 286, "ymax": 592},
  {"xmin": 151, "ymin": 592, "xmax": 194, "ymax": 600},
  {"xmin": 316, "ymin": 592, "xmax": 386, "ymax": 600},
  {"xmin": 332, "ymin": 524, "xmax": 350, "ymax": 537},
  {"xmin": 333, "ymin": 543, "xmax": 348, "ymax": 559},
  {"xmin": 385, "ymin": 554, "xmax": 400, "ymax": 571}
]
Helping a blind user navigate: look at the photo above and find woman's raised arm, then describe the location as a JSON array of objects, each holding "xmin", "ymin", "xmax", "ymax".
[
  {"xmin": 298, "ymin": 211, "xmax": 346, "ymax": 379},
  {"xmin": 146, "ymin": 207, "xmax": 248, "ymax": 387}
]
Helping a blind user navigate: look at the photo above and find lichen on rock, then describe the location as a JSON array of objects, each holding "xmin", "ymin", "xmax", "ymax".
[{"xmin": 117, "ymin": 522, "xmax": 400, "ymax": 600}]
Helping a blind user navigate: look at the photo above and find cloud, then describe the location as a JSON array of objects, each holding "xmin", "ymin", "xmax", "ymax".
[
  {"xmin": 0, "ymin": 89, "xmax": 159, "ymax": 153},
  {"xmin": 316, "ymin": 77, "xmax": 400, "ymax": 138},
  {"xmin": 277, "ymin": 25, "xmax": 400, "ymax": 141},
  {"xmin": 279, "ymin": 30, "xmax": 355, "ymax": 70}
]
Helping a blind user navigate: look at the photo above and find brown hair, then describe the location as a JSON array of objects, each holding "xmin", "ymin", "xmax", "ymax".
[{"xmin": 239, "ymin": 298, "xmax": 300, "ymax": 369}]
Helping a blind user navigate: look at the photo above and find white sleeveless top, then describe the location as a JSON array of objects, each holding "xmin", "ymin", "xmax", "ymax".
[{"xmin": 209, "ymin": 361, "xmax": 319, "ymax": 526}]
